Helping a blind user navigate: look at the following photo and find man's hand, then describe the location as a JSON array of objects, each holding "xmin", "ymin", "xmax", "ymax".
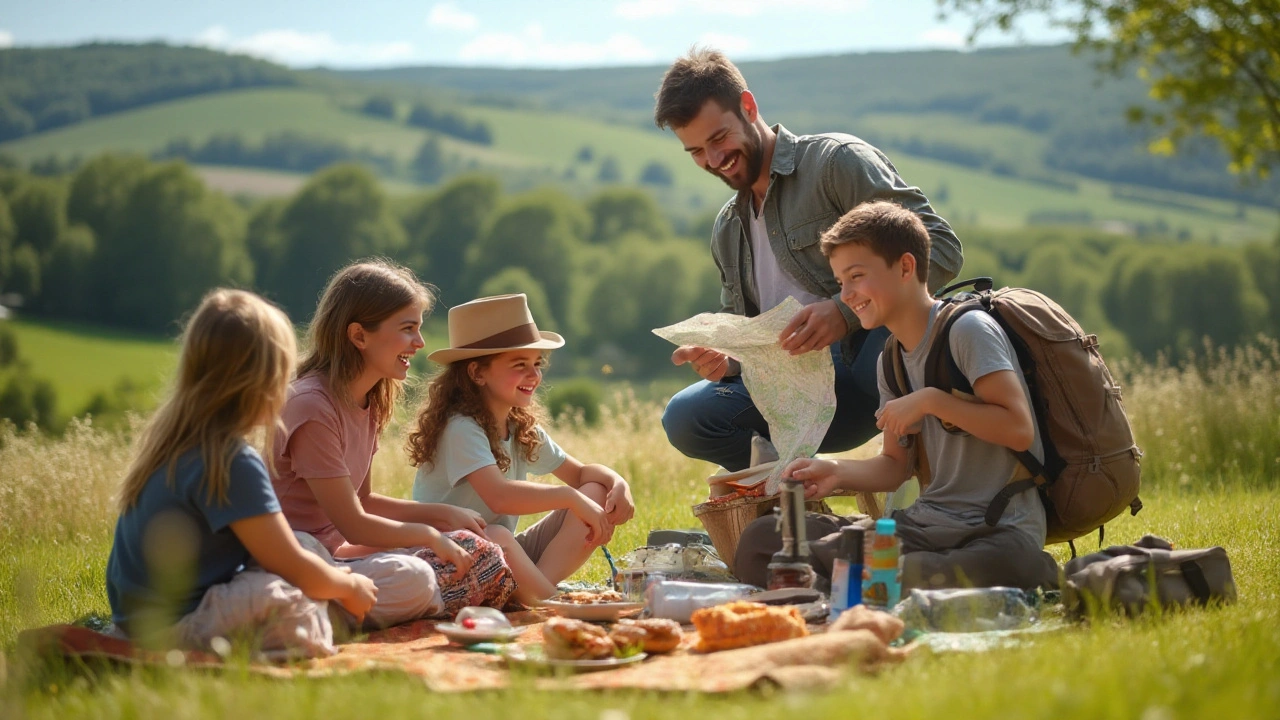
[
  {"xmin": 603, "ymin": 479, "xmax": 635, "ymax": 526},
  {"xmin": 782, "ymin": 457, "xmax": 844, "ymax": 500},
  {"xmin": 672, "ymin": 345, "xmax": 735, "ymax": 381},
  {"xmin": 875, "ymin": 388, "xmax": 936, "ymax": 438},
  {"xmin": 778, "ymin": 300, "xmax": 849, "ymax": 355},
  {"xmin": 431, "ymin": 505, "xmax": 487, "ymax": 534}
]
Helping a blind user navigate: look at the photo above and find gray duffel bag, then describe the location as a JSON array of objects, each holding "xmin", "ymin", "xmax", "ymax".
[{"xmin": 1062, "ymin": 534, "xmax": 1236, "ymax": 615}]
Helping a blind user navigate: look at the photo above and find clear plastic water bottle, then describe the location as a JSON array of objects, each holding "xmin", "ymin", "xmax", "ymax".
[{"xmin": 862, "ymin": 518, "xmax": 901, "ymax": 610}]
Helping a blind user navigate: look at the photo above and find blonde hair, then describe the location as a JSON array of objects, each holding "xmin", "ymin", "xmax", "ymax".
[
  {"xmin": 405, "ymin": 354, "xmax": 545, "ymax": 472},
  {"xmin": 297, "ymin": 259, "xmax": 434, "ymax": 433},
  {"xmin": 119, "ymin": 289, "xmax": 297, "ymax": 511}
]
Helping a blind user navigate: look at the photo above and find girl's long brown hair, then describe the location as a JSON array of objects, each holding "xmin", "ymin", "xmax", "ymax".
[
  {"xmin": 119, "ymin": 289, "xmax": 296, "ymax": 511},
  {"xmin": 405, "ymin": 355, "xmax": 545, "ymax": 472},
  {"xmin": 297, "ymin": 259, "xmax": 434, "ymax": 433}
]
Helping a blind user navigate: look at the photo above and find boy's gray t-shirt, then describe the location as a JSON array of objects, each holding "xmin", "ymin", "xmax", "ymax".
[
  {"xmin": 878, "ymin": 302, "xmax": 1049, "ymax": 546},
  {"xmin": 411, "ymin": 415, "xmax": 567, "ymax": 533}
]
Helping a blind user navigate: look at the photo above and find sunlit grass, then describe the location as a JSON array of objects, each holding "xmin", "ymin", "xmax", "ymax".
[{"xmin": 2, "ymin": 344, "xmax": 1278, "ymax": 718}]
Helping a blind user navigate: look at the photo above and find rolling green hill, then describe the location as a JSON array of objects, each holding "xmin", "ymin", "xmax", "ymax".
[
  {"xmin": 1, "ymin": 83, "xmax": 1269, "ymax": 240},
  {"xmin": 4, "ymin": 318, "xmax": 177, "ymax": 417},
  {"xmin": 0, "ymin": 43, "xmax": 1275, "ymax": 240}
]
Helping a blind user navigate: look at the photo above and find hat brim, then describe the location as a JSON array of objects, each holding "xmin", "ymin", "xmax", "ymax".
[{"xmin": 427, "ymin": 331, "xmax": 565, "ymax": 365}]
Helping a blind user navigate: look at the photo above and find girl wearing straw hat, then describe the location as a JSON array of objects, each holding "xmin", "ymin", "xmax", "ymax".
[{"xmin": 407, "ymin": 293, "xmax": 635, "ymax": 603}]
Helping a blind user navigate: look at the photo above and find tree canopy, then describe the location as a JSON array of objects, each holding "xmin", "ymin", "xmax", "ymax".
[{"xmin": 938, "ymin": 0, "xmax": 1280, "ymax": 178}]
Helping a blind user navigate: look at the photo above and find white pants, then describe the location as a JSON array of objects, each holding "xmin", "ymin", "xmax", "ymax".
[{"xmin": 170, "ymin": 533, "xmax": 444, "ymax": 660}]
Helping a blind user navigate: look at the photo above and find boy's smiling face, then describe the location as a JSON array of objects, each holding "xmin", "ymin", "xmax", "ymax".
[{"xmin": 828, "ymin": 242, "xmax": 915, "ymax": 330}]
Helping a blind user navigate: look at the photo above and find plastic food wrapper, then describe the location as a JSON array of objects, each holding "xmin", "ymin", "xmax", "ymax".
[
  {"xmin": 454, "ymin": 606, "xmax": 512, "ymax": 631},
  {"xmin": 616, "ymin": 543, "xmax": 736, "ymax": 584},
  {"xmin": 653, "ymin": 297, "xmax": 836, "ymax": 495},
  {"xmin": 644, "ymin": 580, "xmax": 759, "ymax": 624},
  {"xmin": 894, "ymin": 587, "xmax": 1038, "ymax": 634}
]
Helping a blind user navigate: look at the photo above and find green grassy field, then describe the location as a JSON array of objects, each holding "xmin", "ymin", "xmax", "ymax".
[
  {"xmin": 1, "ymin": 342, "xmax": 1278, "ymax": 718},
  {"xmin": 4, "ymin": 319, "xmax": 177, "ymax": 418}
]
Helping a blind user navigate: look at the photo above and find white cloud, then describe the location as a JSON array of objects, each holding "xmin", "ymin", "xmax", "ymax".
[
  {"xmin": 615, "ymin": 0, "xmax": 681, "ymax": 19},
  {"xmin": 0, "ymin": 30, "xmax": 14, "ymax": 48},
  {"xmin": 195, "ymin": 25, "xmax": 416, "ymax": 67},
  {"xmin": 459, "ymin": 24, "xmax": 657, "ymax": 66},
  {"xmin": 697, "ymin": 32, "xmax": 750, "ymax": 55},
  {"xmin": 616, "ymin": 0, "xmax": 865, "ymax": 19},
  {"xmin": 427, "ymin": 3, "xmax": 479, "ymax": 32},
  {"xmin": 918, "ymin": 27, "xmax": 967, "ymax": 49}
]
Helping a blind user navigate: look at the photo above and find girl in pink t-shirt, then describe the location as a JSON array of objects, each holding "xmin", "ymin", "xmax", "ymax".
[{"xmin": 274, "ymin": 260, "xmax": 516, "ymax": 625}]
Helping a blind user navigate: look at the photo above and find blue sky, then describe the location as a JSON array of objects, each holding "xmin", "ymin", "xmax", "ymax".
[{"xmin": 0, "ymin": 0, "xmax": 1067, "ymax": 69}]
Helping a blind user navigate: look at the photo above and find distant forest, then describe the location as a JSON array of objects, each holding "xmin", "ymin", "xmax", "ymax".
[
  {"xmin": 0, "ymin": 43, "xmax": 296, "ymax": 141},
  {"xmin": 347, "ymin": 46, "xmax": 1279, "ymax": 207}
]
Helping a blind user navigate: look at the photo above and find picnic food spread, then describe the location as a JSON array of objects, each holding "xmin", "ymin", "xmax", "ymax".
[
  {"xmin": 553, "ymin": 590, "xmax": 627, "ymax": 604},
  {"xmin": 541, "ymin": 615, "xmax": 686, "ymax": 660},
  {"xmin": 614, "ymin": 618, "xmax": 683, "ymax": 654},
  {"xmin": 543, "ymin": 617, "xmax": 618, "ymax": 660},
  {"xmin": 691, "ymin": 600, "xmax": 809, "ymax": 652}
]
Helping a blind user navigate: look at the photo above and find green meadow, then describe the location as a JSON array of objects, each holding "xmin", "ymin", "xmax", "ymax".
[
  {"xmin": 3, "ymin": 320, "xmax": 177, "ymax": 418},
  {"xmin": 2, "ymin": 343, "xmax": 1278, "ymax": 718}
]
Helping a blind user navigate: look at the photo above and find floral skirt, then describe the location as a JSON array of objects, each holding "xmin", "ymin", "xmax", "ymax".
[{"xmin": 413, "ymin": 531, "xmax": 517, "ymax": 617}]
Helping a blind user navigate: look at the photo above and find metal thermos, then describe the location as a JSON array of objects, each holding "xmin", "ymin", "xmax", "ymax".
[{"xmin": 766, "ymin": 478, "xmax": 816, "ymax": 590}]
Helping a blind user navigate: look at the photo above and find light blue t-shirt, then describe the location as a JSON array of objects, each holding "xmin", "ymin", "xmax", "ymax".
[
  {"xmin": 106, "ymin": 445, "xmax": 281, "ymax": 634},
  {"xmin": 411, "ymin": 415, "xmax": 568, "ymax": 533}
]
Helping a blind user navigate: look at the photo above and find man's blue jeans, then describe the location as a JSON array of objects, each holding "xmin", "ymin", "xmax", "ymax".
[{"xmin": 661, "ymin": 328, "xmax": 889, "ymax": 471}]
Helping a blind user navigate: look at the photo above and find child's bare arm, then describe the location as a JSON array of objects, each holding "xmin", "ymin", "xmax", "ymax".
[
  {"xmin": 361, "ymin": 493, "xmax": 486, "ymax": 534},
  {"xmin": 878, "ymin": 370, "xmax": 1034, "ymax": 452},
  {"xmin": 305, "ymin": 477, "xmax": 474, "ymax": 571},
  {"xmin": 783, "ymin": 429, "xmax": 912, "ymax": 498},
  {"xmin": 230, "ymin": 512, "xmax": 377, "ymax": 620},
  {"xmin": 553, "ymin": 456, "xmax": 634, "ymax": 526},
  {"xmin": 467, "ymin": 465, "xmax": 611, "ymax": 544}
]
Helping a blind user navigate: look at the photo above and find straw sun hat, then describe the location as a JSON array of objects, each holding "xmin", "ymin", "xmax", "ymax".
[{"xmin": 427, "ymin": 293, "xmax": 564, "ymax": 365}]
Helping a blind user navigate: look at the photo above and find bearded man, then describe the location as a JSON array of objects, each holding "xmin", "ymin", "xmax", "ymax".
[{"xmin": 655, "ymin": 47, "xmax": 964, "ymax": 471}]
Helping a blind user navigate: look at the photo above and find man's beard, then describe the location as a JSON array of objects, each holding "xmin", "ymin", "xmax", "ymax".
[{"xmin": 707, "ymin": 121, "xmax": 765, "ymax": 192}]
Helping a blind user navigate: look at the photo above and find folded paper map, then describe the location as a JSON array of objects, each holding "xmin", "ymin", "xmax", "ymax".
[{"xmin": 653, "ymin": 297, "xmax": 836, "ymax": 495}]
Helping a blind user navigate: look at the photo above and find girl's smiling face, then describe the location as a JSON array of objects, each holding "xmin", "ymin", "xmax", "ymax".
[
  {"xmin": 354, "ymin": 301, "xmax": 427, "ymax": 382},
  {"xmin": 472, "ymin": 349, "xmax": 545, "ymax": 418}
]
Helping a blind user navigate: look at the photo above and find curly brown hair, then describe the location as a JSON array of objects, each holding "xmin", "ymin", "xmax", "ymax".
[{"xmin": 405, "ymin": 355, "xmax": 546, "ymax": 473}]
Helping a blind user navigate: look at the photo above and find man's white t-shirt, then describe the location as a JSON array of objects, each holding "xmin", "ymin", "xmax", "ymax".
[{"xmin": 747, "ymin": 206, "xmax": 825, "ymax": 311}]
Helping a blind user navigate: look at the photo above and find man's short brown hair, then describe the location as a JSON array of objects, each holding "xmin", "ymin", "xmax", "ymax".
[
  {"xmin": 654, "ymin": 47, "xmax": 748, "ymax": 130},
  {"xmin": 820, "ymin": 201, "xmax": 931, "ymax": 283}
]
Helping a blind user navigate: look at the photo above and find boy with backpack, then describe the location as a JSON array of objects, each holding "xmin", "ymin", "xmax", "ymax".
[{"xmin": 738, "ymin": 200, "xmax": 1061, "ymax": 591}]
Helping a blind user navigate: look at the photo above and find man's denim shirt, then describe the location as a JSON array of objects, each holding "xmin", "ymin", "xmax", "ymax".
[{"xmin": 710, "ymin": 125, "xmax": 964, "ymax": 337}]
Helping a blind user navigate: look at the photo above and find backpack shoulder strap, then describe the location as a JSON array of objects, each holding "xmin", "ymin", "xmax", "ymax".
[
  {"xmin": 881, "ymin": 334, "xmax": 909, "ymax": 397},
  {"xmin": 922, "ymin": 292, "xmax": 1054, "ymax": 527}
]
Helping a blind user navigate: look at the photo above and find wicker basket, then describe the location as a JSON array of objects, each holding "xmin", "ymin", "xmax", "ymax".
[{"xmin": 692, "ymin": 494, "xmax": 830, "ymax": 577}]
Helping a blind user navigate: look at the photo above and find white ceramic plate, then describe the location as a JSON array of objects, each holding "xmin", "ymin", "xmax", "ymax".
[
  {"xmin": 501, "ymin": 644, "xmax": 646, "ymax": 671},
  {"xmin": 539, "ymin": 599, "xmax": 644, "ymax": 622},
  {"xmin": 435, "ymin": 622, "xmax": 524, "ymax": 645}
]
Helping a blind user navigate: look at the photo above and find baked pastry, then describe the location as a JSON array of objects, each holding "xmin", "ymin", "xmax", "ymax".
[
  {"xmin": 542, "ymin": 617, "xmax": 617, "ymax": 660},
  {"xmin": 553, "ymin": 590, "xmax": 626, "ymax": 605},
  {"xmin": 691, "ymin": 601, "xmax": 808, "ymax": 652},
  {"xmin": 607, "ymin": 623, "xmax": 648, "ymax": 656},
  {"xmin": 613, "ymin": 618, "xmax": 683, "ymax": 654}
]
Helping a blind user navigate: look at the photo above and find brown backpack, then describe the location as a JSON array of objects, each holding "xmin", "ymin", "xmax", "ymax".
[{"xmin": 882, "ymin": 278, "xmax": 1143, "ymax": 546}]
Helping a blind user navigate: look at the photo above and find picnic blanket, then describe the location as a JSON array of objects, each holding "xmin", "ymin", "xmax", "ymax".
[{"xmin": 17, "ymin": 609, "xmax": 909, "ymax": 693}]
